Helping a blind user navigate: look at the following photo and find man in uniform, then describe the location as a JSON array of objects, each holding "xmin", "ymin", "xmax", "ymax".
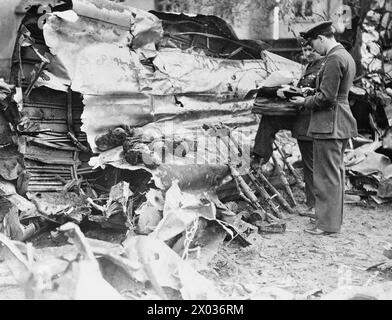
[{"xmin": 290, "ymin": 21, "xmax": 357, "ymax": 235}]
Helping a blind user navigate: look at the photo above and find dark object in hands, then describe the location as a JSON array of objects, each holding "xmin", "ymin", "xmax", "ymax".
[
  {"xmin": 282, "ymin": 86, "xmax": 303, "ymax": 99},
  {"xmin": 253, "ymin": 99, "xmax": 298, "ymax": 116},
  {"xmin": 256, "ymin": 86, "xmax": 281, "ymax": 99},
  {"xmin": 253, "ymin": 85, "xmax": 302, "ymax": 116},
  {"xmin": 257, "ymin": 85, "xmax": 303, "ymax": 100}
]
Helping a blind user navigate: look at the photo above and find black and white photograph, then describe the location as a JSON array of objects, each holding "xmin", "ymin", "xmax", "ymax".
[{"xmin": 0, "ymin": 0, "xmax": 392, "ymax": 304}]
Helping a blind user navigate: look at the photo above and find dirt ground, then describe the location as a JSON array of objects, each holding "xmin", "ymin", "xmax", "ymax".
[
  {"xmin": 1, "ymin": 200, "xmax": 392, "ymax": 300},
  {"xmin": 206, "ymin": 201, "xmax": 392, "ymax": 298}
]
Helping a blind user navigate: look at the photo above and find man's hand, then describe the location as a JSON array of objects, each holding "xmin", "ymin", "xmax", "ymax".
[
  {"xmin": 276, "ymin": 85, "xmax": 291, "ymax": 99},
  {"xmin": 289, "ymin": 96, "xmax": 305, "ymax": 105},
  {"xmin": 0, "ymin": 79, "xmax": 15, "ymax": 93},
  {"xmin": 290, "ymin": 96, "xmax": 305, "ymax": 111},
  {"xmin": 276, "ymin": 88, "xmax": 286, "ymax": 99},
  {"xmin": 301, "ymin": 87, "xmax": 315, "ymax": 97}
]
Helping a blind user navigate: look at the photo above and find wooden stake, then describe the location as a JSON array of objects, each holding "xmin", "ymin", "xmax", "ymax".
[
  {"xmin": 272, "ymin": 154, "xmax": 297, "ymax": 207},
  {"xmin": 247, "ymin": 172, "xmax": 285, "ymax": 219},
  {"xmin": 230, "ymin": 165, "xmax": 279, "ymax": 223},
  {"xmin": 254, "ymin": 164, "xmax": 295, "ymax": 214},
  {"xmin": 274, "ymin": 142, "xmax": 304, "ymax": 188}
]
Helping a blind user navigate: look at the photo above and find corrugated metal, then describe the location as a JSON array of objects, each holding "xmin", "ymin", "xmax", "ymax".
[{"xmin": 9, "ymin": 2, "xmax": 89, "ymax": 192}]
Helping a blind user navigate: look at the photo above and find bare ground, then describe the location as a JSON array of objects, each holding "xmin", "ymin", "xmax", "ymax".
[
  {"xmin": 1, "ymin": 201, "xmax": 392, "ymax": 300},
  {"xmin": 206, "ymin": 202, "xmax": 392, "ymax": 298}
]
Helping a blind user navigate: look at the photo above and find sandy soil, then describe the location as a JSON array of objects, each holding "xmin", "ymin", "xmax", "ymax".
[
  {"xmin": 206, "ymin": 201, "xmax": 392, "ymax": 298},
  {"xmin": 1, "ymin": 200, "xmax": 392, "ymax": 300}
]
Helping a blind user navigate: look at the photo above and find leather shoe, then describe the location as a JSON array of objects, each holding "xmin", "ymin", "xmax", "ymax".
[
  {"xmin": 304, "ymin": 227, "xmax": 334, "ymax": 235},
  {"xmin": 250, "ymin": 154, "xmax": 265, "ymax": 169}
]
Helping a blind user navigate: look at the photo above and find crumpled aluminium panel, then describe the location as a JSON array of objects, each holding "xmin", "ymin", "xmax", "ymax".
[
  {"xmin": 43, "ymin": 14, "xmax": 300, "ymax": 97},
  {"xmin": 34, "ymin": 0, "xmax": 302, "ymax": 188},
  {"xmin": 42, "ymin": 13, "xmax": 300, "ymax": 127}
]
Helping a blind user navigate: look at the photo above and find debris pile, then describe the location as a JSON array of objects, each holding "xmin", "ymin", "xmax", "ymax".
[
  {"xmin": 0, "ymin": 0, "xmax": 308, "ymax": 299},
  {"xmin": 0, "ymin": 222, "xmax": 220, "ymax": 299},
  {"xmin": 335, "ymin": 0, "xmax": 392, "ymax": 138},
  {"xmin": 1, "ymin": 0, "xmax": 391, "ymax": 300},
  {"xmin": 345, "ymin": 136, "xmax": 392, "ymax": 203},
  {"xmin": 342, "ymin": 0, "xmax": 392, "ymax": 201},
  {"xmin": 3, "ymin": 221, "xmax": 392, "ymax": 300},
  {"xmin": 0, "ymin": 1, "xmax": 304, "ymax": 226}
]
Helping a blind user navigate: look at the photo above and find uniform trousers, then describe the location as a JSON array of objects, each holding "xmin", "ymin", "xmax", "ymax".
[
  {"xmin": 297, "ymin": 140, "xmax": 314, "ymax": 208},
  {"xmin": 313, "ymin": 138, "xmax": 348, "ymax": 232}
]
